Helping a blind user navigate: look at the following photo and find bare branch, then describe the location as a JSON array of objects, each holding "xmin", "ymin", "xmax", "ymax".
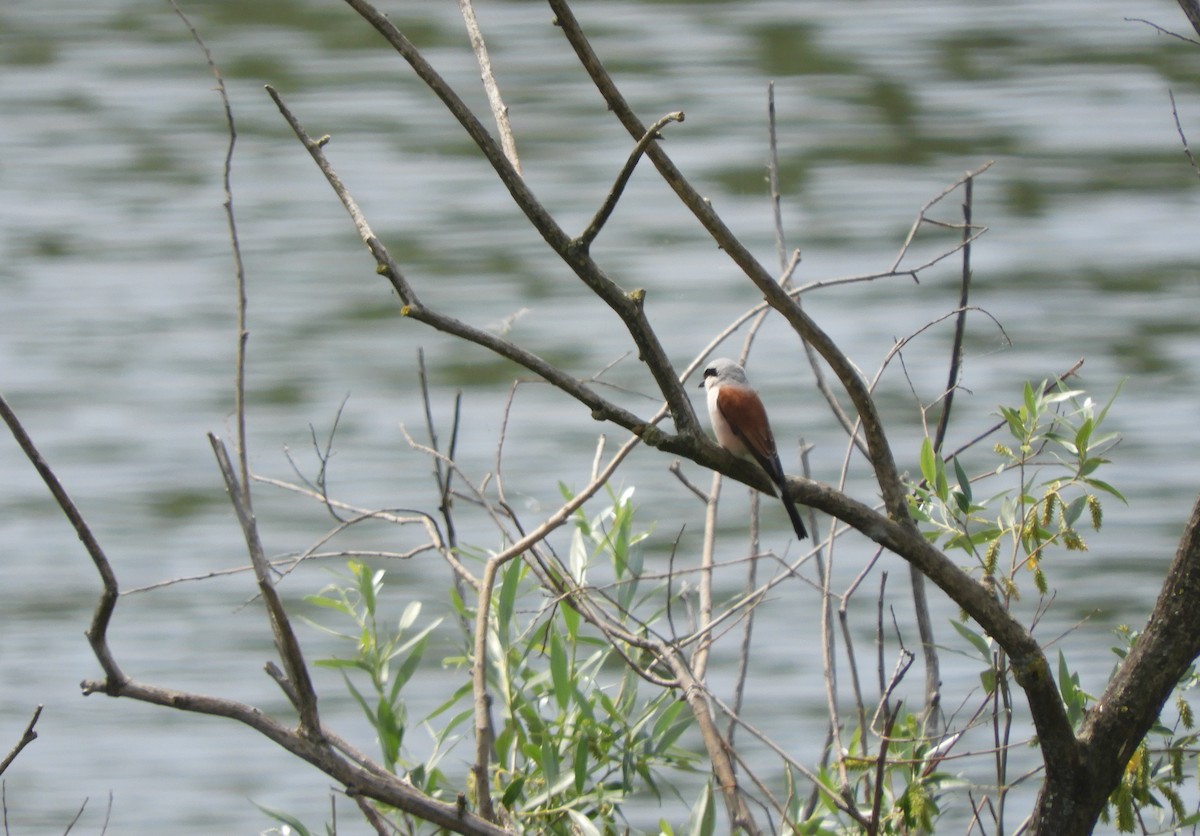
[
  {"xmin": 0, "ymin": 706, "xmax": 42, "ymax": 777},
  {"xmin": 209, "ymin": 434, "xmax": 321, "ymax": 736},
  {"xmin": 578, "ymin": 110, "xmax": 684, "ymax": 249},
  {"xmin": 170, "ymin": 0, "xmax": 252, "ymax": 494},
  {"xmin": 76, "ymin": 673, "xmax": 509, "ymax": 835},
  {"xmin": 333, "ymin": 2, "xmax": 703, "ymax": 438},
  {"xmin": 1169, "ymin": 89, "xmax": 1200, "ymax": 182},
  {"xmin": 459, "ymin": 0, "xmax": 521, "ymax": 174},
  {"xmin": 0, "ymin": 394, "xmax": 125, "ymax": 687},
  {"xmin": 1171, "ymin": 1, "xmax": 1200, "ymax": 38}
]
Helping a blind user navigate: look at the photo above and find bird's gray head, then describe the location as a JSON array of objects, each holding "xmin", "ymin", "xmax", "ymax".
[{"xmin": 700, "ymin": 357, "xmax": 748, "ymax": 389}]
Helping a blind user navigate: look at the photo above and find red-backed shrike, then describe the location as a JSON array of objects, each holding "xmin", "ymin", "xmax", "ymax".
[{"xmin": 700, "ymin": 358, "xmax": 808, "ymax": 540}]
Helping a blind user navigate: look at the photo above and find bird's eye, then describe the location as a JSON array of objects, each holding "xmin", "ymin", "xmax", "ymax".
[{"xmin": 703, "ymin": 367, "xmax": 716, "ymax": 378}]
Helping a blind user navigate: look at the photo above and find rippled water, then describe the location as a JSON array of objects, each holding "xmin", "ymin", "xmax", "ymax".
[{"xmin": 3, "ymin": 0, "xmax": 1199, "ymax": 832}]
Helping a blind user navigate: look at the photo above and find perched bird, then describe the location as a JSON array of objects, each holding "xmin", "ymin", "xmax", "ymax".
[{"xmin": 700, "ymin": 358, "xmax": 808, "ymax": 540}]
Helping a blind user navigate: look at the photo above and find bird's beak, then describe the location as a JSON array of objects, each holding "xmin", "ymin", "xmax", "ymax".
[{"xmin": 697, "ymin": 380, "xmax": 705, "ymax": 389}]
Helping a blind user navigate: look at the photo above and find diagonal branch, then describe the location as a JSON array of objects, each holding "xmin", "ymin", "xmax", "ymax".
[
  {"xmin": 0, "ymin": 394, "xmax": 125, "ymax": 688},
  {"xmin": 0, "ymin": 705, "xmax": 42, "ymax": 777},
  {"xmin": 578, "ymin": 110, "xmax": 684, "ymax": 249},
  {"xmin": 266, "ymin": 84, "xmax": 700, "ymax": 453},
  {"xmin": 1176, "ymin": 0, "xmax": 1200, "ymax": 37},
  {"xmin": 338, "ymin": 0, "xmax": 700, "ymax": 438},
  {"xmin": 459, "ymin": 0, "xmax": 521, "ymax": 175},
  {"xmin": 210, "ymin": 434, "xmax": 321, "ymax": 737},
  {"xmin": 79, "ymin": 675, "xmax": 510, "ymax": 836},
  {"xmin": 1069, "ymin": 493, "xmax": 1200, "ymax": 815}
]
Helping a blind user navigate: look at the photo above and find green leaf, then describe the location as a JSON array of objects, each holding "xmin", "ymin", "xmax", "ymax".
[
  {"xmin": 562, "ymin": 600, "xmax": 580, "ymax": 641},
  {"xmin": 569, "ymin": 525, "xmax": 589, "ymax": 583},
  {"xmin": 342, "ymin": 672, "xmax": 373, "ymax": 724},
  {"xmin": 953, "ymin": 456, "xmax": 972, "ymax": 505},
  {"xmin": 312, "ymin": 657, "xmax": 365, "ymax": 670},
  {"xmin": 1058, "ymin": 650, "xmax": 1085, "ymax": 727},
  {"xmin": 953, "ymin": 488, "xmax": 970, "ymax": 515},
  {"xmin": 540, "ymin": 735, "xmax": 559, "ymax": 789},
  {"xmin": 1043, "ymin": 386, "xmax": 1083, "ymax": 405},
  {"xmin": 573, "ymin": 735, "xmax": 589, "ymax": 794},
  {"xmin": 950, "ymin": 619, "xmax": 992, "ymax": 662},
  {"xmin": 392, "ymin": 632, "xmax": 430, "ymax": 699},
  {"xmin": 497, "ymin": 557, "xmax": 522, "ymax": 639},
  {"xmin": 501, "ymin": 773, "xmax": 526, "ymax": 808},
  {"xmin": 1023, "ymin": 380, "xmax": 1038, "ymax": 418},
  {"xmin": 550, "ymin": 630, "xmax": 571, "ymax": 712},
  {"xmin": 651, "ymin": 700, "xmax": 692, "ymax": 754},
  {"xmin": 398, "ymin": 600, "xmax": 421, "ymax": 632},
  {"xmin": 1000, "ymin": 405, "xmax": 1025, "ymax": 440},
  {"xmin": 252, "ymin": 802, "xmax": 314, "ymax": 836},
  {"xmin": 376, "ymin": 697, "xmax": 402, "ymax": 768},
  {"xmin": 1085, "ymin": 477, "xmax": 1128, "ymax": 503},
  {"xmin": 426, "ymin": 679, "xmax": 474, "ymax": 722},
  {"xmin": 303, "ymin": 594, "xmax": 353, "ymax": 615},
  {"xmin": 1063, "ymin": 495, "xmax": 1087, "ymax": 528},
  {"xmin": 1095, "ymin": 377, "xmax": 1127, "ymax": 426},
  {"xmin": 919, "ymin": 437, "xmax": 937, "ymax": 487},
  {"xmin": 1074, "ymin": 416, "xmax": 1094, "ymax": 457},
  {"xmin": 684, "ymin": 783, "xmax": 716, "ymax": 836},
  {"xmin": 355, "ymin": 563, "xmax": 382, "ymax": 615}
]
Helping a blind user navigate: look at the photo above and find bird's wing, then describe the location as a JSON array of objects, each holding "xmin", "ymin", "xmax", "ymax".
[{"xmin": 716, "ymin": 385, "xmax": 783, "ymax": 481}]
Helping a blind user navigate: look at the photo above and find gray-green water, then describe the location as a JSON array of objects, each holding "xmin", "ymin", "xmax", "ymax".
[{"xmin": 3, "ymin": 0, "xmax": 1199, "ymax": 832}]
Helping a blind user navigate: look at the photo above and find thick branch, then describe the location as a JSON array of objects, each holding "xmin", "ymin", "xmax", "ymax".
[
  {"xmin": 1028, "ymin": 493, "xmax": 1200, "ymax": 833},
  {"xmin": 78, "ymin": 676, "xmax": 510, "ymax": 836},
  {"xmin": 1177, "ymin": 0, "xmax": 1200, "ymax": 37}
]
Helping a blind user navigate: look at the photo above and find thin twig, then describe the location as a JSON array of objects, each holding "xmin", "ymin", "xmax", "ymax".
[
  {"xmin": 61, "ymin": 797, "xmax": 87, "ymax": 836},
  {"xmin": 1168, "ymin": 89, "xmax": 1200, "ymax": 182},
  {"xmin": 169, "ymin": 0, "xmax": 252, "ymax": 495},
  {"xmin": 0, "ymin": 706, "xmax": 42, "ymax": 777},
  {"xmin": 912, "ymin": 170, "xmax": 981, "ymax": 740},
  {"xmin": 578, "ymin": 111, "xmax": 684, "ymax": 249},
  {"xmin": 1125, "ymin": 14, "xmax": 1200, "ymax": 44},
  {"xmin": 210, "ymin": 434, "xmax": 321, "ymax": 736},
  {"xmin": 868, "ymin": 703, "xmax": 901, "ymax": 835},
  {"xmin": 0, "ymin": 394, "xmax": 125, "ymax": 686},
  {"xmin": 459, "ymin": 0, "xmax": 521, "ymax": 174}
]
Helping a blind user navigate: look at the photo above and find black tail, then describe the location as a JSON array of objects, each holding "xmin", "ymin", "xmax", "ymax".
[
  {"xmin": 750, "ymin": 449, "xmax": 810, "ymax": 541},
  {"xmin": 780, "ymin": 489, "xmax": 809, "ymax": 541}
]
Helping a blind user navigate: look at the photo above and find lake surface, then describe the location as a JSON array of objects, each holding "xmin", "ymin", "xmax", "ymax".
[{"xmin": 3, "ymin": 0, "xmax": 1199, "ymax": 832}]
